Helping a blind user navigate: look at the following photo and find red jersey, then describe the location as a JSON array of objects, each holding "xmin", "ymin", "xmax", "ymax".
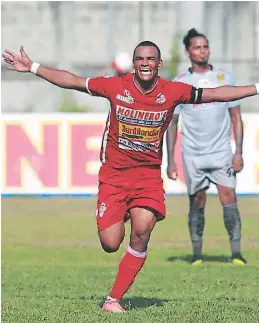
[{"xmin": 86, "ymin": 73, "xmax": 194, "ymax": 169}]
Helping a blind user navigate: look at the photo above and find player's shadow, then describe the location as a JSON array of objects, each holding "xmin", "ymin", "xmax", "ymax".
[
  {"xmin": 167, "ymin": 254, "xmax": 230, "ymax": 264},
  {"xmin": 97, "ymin": 296, "xmax": 169, "ymax": 309},
  {"xmin": 122, "ymin": 297, "xmax": 169, "ymax": 309}
]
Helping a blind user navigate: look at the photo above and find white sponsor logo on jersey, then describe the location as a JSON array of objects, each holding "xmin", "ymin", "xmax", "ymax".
[{"xmin": 116, "ymin": 90, "xmax": 135, "ymax": 104}]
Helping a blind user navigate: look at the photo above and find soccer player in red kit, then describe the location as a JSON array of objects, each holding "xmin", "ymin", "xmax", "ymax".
[{"xmin": 3, "ymin": 41, "xmax": 258, "ymax": 313}]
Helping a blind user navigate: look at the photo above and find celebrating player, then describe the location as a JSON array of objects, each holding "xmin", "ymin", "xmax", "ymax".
[
  {"xmin": 3, "ymin": 41, "xmax": 258, "ymax": 312},
  {"xmin": 166, "ymin": 28, "xmax": 249, "ymax": 265}
]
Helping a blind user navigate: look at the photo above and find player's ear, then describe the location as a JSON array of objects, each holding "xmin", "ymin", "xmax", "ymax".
[
  {"xmin": 184, "ymin": 50, "xmax": 190, "ymax": 58},
  {"xmin": 158, "ymin": 59, "xmax": 163, "ymax": 70}
]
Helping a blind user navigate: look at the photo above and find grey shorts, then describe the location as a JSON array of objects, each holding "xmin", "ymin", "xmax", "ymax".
[{"xmin": 182, "ymin": 152, "xmax": 236, "ymax": 195}]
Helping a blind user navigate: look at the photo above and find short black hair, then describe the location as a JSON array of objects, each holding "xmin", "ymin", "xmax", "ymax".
[
  {"xmin": 133, "ymin": 41, "xmax": 161, "ymax": 60},
  {"xmin": 183, "ymin": 28, "xmax": 209, "ymax": 50}
]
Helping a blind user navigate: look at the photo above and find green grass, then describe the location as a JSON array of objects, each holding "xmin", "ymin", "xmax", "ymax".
[{"xmin": 2, "ymin": 196, "xmax": 259, "ymax": 322}]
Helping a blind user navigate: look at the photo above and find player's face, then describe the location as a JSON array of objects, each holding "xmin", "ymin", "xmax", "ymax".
[
  {"xmin": 133, "ymin": 46, "xmax": 162, "ymax": 83},
  {"xmin": 186, "ymin": 36, "xmax": 210, "ymax": 65}
]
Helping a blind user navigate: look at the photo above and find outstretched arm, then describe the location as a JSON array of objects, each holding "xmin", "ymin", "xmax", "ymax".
[
  {"xmin": 2, "ymin": 46, "xmax": 87, "ymax": 92},
  {"xmin": 200, "ymin": 85, "xmax": 258, "ymax": 103}
]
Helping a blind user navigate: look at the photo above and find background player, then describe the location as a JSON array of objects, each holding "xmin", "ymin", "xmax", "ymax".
[
  {"xmin": 166, "ymin": 28, "xmax": 247, "ymax": 265},
  {"xmin": 3, "ymin": 41, "xmax": 258, "ymax": 312}
]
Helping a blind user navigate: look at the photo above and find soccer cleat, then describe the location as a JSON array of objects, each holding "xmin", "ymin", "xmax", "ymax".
[
  {"xmin": 231, "ymin": 254, "xmax": 247, "ymax": 265},
  {"xmin": 190, "ymin": 256, "xmax": 203, "ymax": 265},
  {"xmin": 102, "ymin": 296, "xmax": 126, "ymax": 313}
]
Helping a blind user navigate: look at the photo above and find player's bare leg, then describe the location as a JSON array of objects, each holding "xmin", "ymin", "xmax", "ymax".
[
  {"xmin": 129, "ymin": 207, "xmax": 157, "ymax": 251},
  {"xmin": 188, "ymin": 189, "xmax": 206, "ymax": 264},
  {"xmin": 98, "ymin": 220, "xmax": 125, "ymax": 253},
  {"xmin": 217, "ymin": 185, "xmax": 246, "ymax": 264},
  {"xmin": 102, "ymin": 207, "xmax": 157, "ymax": 312}
]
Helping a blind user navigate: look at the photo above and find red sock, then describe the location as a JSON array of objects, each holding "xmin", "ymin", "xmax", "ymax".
[{"xmin": 109, "ymin": 246, "xmax": 147, "ymax": 300}]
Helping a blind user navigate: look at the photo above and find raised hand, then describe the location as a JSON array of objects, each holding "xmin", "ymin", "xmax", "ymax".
[{"xmin": 2, "ymin": 46, "xmax": 32, "ymax": 72}]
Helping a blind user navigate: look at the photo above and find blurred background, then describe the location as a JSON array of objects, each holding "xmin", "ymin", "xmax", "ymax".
[
  {"xmin": 1, "ymin": 1, "xmax": 259, "ymax": 113},
  {"xmin": 1, "ymin": 1, "xmax": 259, "ymax": 196}
]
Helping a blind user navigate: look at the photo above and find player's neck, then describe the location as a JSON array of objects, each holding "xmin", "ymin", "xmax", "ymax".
[
  {"xmin": 190, "ymin": 63, "xmax": 212, "ymax": 74},
  {"xmin": 133, "ymin": 75, "xmax": 158, "ymax": 94}
]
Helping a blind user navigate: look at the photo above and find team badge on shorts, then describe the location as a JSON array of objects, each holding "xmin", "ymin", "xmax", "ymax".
[
  {"xmin": 97, "ymin": 202, "xmax": 107, "ymax": 217},
  {"xmin": 226, "ymin": 166, "xmax": 234, "ymax": 177}
]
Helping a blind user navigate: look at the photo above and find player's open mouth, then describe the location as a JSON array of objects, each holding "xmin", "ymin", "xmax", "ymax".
[{"xmin": 140, "ymin": 69, "xmax": 151, "ymax": 76}]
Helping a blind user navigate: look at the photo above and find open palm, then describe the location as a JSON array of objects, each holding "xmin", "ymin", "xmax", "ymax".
[{"xmin": 2, "ymin": 46, "xmax": 32, "ymax": 72}]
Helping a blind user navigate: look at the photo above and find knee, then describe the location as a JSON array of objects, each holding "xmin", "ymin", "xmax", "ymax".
[
  {"xmin": 191, "ymin": 191, "xmax": 206, "ymax": 209},
  {"xmin": 100, "ymin": 241, "xmax": 120, "ymax": 253},
  {"xmin": 99, "ymin": 234, "xmax": 123, "ymax": 253},
  {"xmin": 220, "ymin": 189, "xmax": 237, "ymax": 206},
  {"xmin": 98, "ymin": 225, "xmax": 125, "ymax": 254},
  {"xmin": 130, "ymin": 228, "xmax": 151, "ymax": 248}
]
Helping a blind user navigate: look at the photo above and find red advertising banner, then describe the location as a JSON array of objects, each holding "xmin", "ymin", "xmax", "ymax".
[{"xmin": 1, "ymin": 113, "xmax": 259, "ymax": 195}]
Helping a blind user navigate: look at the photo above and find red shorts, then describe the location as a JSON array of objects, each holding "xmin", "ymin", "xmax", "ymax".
[{"xmin": 96, "ymin": 165, "xmax": 166, "ymax": 231}]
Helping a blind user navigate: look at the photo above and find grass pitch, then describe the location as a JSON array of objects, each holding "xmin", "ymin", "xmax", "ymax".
[{"xmin": 2, "ymin": 196, "xmax": 259, "ymax": 323}]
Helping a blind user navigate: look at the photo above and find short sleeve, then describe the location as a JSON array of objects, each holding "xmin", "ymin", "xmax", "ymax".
[
  {"xmin": 171, "ymin": 82, "xmax": 194, "ymax": 104},
  {"xmin": 173, "ymin": 104, "xmax": 182, "ymax": 115},
  {"xmin": 226, "ymin": 73, "xmax": 241, "ymax": 108},
  {"xmin": 86, "ymin": 76, "xmax": 115, "ymax": 99}
]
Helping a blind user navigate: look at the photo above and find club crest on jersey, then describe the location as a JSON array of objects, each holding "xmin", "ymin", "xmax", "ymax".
[
  {"xmin": 116, "ymin": 90, "xmax": 135, "ymax": 104},
  {"xmin": 156, "ymin": 93, "xmax": 166, "ymax": 104},
  {"xmin": 217, "ymin": 73, "xmax": 225, "ymax": 82}
]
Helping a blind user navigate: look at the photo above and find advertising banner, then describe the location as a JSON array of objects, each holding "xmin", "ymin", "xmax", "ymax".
[{"xmin": 2, "ymin": 113, "xmax": 259, "ymax": 195}]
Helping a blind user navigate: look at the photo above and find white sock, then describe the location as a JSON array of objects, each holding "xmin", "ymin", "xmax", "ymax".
[{"xmin": 106, "ymin": 295, "xmax": 118, "ymax": 302}]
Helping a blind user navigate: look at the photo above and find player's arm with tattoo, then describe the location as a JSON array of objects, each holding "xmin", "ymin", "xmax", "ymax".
[
  {"xmin": 230, "ymin": 106, "xmax": 244, "ymax": 173},
  {"xmin": 166, "ymin": 114, "xmax": 179, "ymax": 180}
]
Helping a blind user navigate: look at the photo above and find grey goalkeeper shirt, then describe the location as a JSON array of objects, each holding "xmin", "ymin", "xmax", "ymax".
[{"xmin": 173, "ymin": 66, "xmax": 240, "ymax": 156}]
